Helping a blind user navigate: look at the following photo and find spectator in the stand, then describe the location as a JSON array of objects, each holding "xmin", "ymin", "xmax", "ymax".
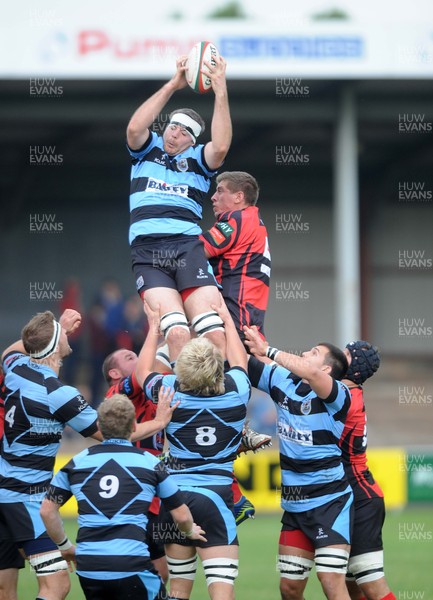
[
  {"xmin": 88, "ymin": 301, "xmax": 114, "ymax": 407},
  {"xmin": 88, "ymin": 279, "xmax": 126, "ymax": 407},
  {"xmin": 98, "ymin": 278, "xmax": 125, "ymax": 344},
  {"xmin": 117, "ymin": 294, "xmax": 148, "ymax": 354}
]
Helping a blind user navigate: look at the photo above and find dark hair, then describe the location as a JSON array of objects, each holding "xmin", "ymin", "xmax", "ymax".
[
  {"xmin": 216, "ymin": 171, "xmax": 259, "ymax": 206},
  {"xmin": 169, "ymin": 108, "xmax": 205, "ymax": 135},
  {"xmin": 318, "ymin": 342, "xmax": 348, "ymax": 380}
]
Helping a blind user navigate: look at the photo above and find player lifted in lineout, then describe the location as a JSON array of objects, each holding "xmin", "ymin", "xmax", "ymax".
[{"xmin": 126, "ymin": 53, "xmax": 231, "ymax": 362}]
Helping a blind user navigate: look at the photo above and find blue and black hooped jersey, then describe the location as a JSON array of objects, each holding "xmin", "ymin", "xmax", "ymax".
[
  {"xmin": 0, "ymin": 352, "xmax": 98, "ymax": 502},
  {"xmin": 144, "ymin": 368, "xmax": 251, "ymax": 487},
  {"xmin": 127, "ymin": 132, "xmax": 217, "ymax": 244},
  {"xmin": 248, "ymin": 357, "xmax": 351, "ymax": 512},
  {"xmin": 46, "ymin": 439, "xmax": 184, "ymax": 579}
]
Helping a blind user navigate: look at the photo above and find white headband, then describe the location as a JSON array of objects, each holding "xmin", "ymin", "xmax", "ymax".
[
  {"xmin": 169, "ymin": 113, "xmax": 202, "ymax": 144},
  {"xmin": 30, "ymin": 320, "xmax": 62, "ymax": 360}
]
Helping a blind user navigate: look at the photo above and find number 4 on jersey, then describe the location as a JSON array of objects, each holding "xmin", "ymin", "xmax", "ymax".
[{"xmin": 5, "ymin": 405, "xmax": 16, "ymax": 428}]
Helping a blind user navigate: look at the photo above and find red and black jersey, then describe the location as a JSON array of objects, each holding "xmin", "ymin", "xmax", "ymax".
[
  {"xmin": 339, "ymin": 385, "xmax": 383, "ymax": 500},
  {"xmin": 200, "ymin": 206, "xmax": 271, "ymax": 338},
  {"xmin": 106, "ymin": 372, "xmax": 164, "ymax": 456}
]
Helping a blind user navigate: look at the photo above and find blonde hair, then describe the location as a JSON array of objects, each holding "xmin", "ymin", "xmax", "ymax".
[
  {"xmin": 175, "ymin": 338, "xmax": 225, "ymax": 396},
  {"xmin": 98, "ymin": 394, "xmax": 135, "ymax": 440}
]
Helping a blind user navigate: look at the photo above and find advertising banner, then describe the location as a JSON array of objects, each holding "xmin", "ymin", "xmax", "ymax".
[{"xmin": 2, "ymin": 4, "xmax": 433, "ymax": 79}]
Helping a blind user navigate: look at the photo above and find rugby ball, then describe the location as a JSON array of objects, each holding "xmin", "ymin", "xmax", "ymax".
[{"xmin": 186, "ymin": 41, "xmax": 220, "ymax": 94}]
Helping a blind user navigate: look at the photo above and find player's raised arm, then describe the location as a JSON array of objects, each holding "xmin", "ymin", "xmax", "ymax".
[
  {"xmin": 204, "ymin": 54, "xmax": 232, "ymax": 170},
  {"xmin": 134, "ymin": 300, "xmax": 161, "ymax": 387},
  {"xmin": 126, "ymin": 56, "xmax": 189, "ymax": 150},
  {"xmin": 212, "ymin": 297, "xmax": 247, "ymax": 371},
  {"xmin": 244, "ymin": 327, "xmax": 340, "ymax": 399}
]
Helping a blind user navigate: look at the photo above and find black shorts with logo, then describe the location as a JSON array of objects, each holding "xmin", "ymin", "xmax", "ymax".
[
  {"xmin": 281, "ymin": 491, "xmax": 354, "ymax": 549},
  {"xmin": 131, "ymin": 235, "xmax": 217, "ymax": 294},
  {"xmin": 350, "ymin": 495, "xmax": 385, "ymax": 557},
  {"xmin": 158, "ymin": 485, "xmax": 238, "ymax": 549}
]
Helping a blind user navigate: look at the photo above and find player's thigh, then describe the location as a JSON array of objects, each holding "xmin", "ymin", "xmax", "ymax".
[
  {"xmin": 184, "ymin": 285, "xmax": 222, "ymax": 318},
  {"xmin": 164, "ymin": 544, "xmax": 196, "ymax": 563},
  {"xmin": 0, "ymin": 517, "xmax": 25, "ymax": 571},
  {"xmin": 1, "ymin": 501, "xmax": 54, "ymax": 552},
  {"xmin": 197, "ymin": 545, "xmax": 238, "ymax": 561},
  {"xmin": 144, "ymin": 287, "xmax": 184, "ymax": 315}
]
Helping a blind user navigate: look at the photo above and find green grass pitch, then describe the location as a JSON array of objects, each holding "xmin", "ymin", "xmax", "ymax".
[{"xmin": 18, "ymin": 506, "xmax": 433, "ymax": 599}]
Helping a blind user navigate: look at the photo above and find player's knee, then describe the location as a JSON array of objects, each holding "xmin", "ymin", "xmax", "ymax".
[
  {"xmin": 191, "ymin": 311, "xmax": 224, "ymax": 338},
  {"xmin": 202, "ymin": 557, "xmax": 238, "ymax": 587},
  {"xmin": 31, "ymin": 552, "xmax": 70, "ymax": 599},
  {"xmin": 348, "ymin": 550, "xmax": 384, "ymax": 585},
  {"xmin": 166, "ymin": 555, "xmax": 197, "ymax": 581},
  {"xmin": 160, "ymin": 311, "xmax": 190, "ymax": 343},
  {"xmin": 315, "ymin": 547, "xmax": 349, "ymax": 574},
  {"xmin": 279, "ymin": 574, "xmax": 308, "ymax": 600}
]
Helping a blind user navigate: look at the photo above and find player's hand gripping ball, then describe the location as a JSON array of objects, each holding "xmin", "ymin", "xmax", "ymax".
[{"xmin": 186, "ymin": 41, "xmax": 220, "ymax": 94}]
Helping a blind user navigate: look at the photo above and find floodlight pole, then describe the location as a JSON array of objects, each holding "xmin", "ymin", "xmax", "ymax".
[{"xmin": 334, "ymin": 84, "xmax": 361, "ymax": 347}]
